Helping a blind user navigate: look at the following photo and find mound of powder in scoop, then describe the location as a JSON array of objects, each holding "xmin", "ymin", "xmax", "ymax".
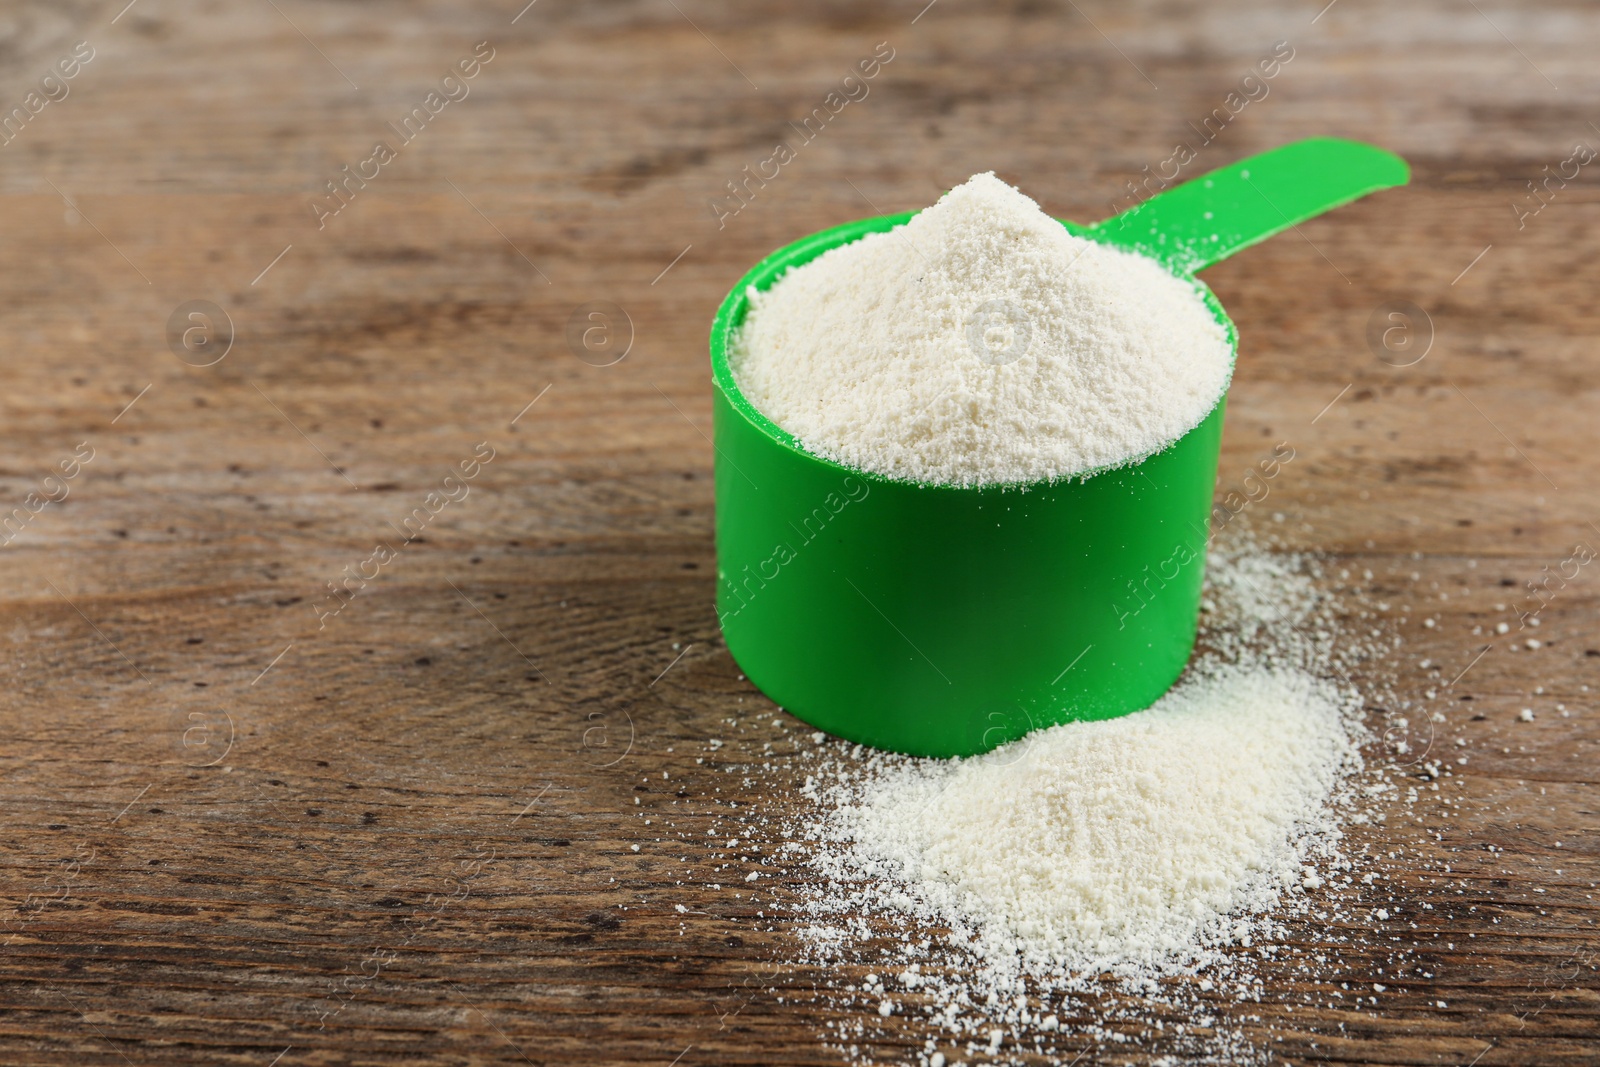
[{"xmin": 732, "ymin": 172, "xmax": 1233, "ymax": 486}]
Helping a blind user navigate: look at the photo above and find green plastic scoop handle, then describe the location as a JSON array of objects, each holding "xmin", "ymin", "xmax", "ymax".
[{"xmin": 1088, "ymin": 137, "xmax": 1409, "ymax": 274}]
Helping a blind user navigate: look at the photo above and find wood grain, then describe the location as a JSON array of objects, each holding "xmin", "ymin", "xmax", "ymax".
[{"xmin": 1, "ymin": 0, "xmax": 1597, "ymax": 1063}]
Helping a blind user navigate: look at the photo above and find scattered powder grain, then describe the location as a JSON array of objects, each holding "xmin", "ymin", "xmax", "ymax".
[
  {"xmin": 732, "ymin": 172, "xmax": 1233, "ymax": 487},
  {"xmin": 788, "ymin": 541, "xmax": 1366, "ymax": 986},
  {"xmin": 633, "ymin": 527, "xmax": 1487, "ymax": 1063},
  {"xmin": 746, "ymin": 535, "xmax": 1403, "ymax": 1063},
  {"xmin": 640, "ymin": 534, "xmax": 1497, "ymax": 1062}
]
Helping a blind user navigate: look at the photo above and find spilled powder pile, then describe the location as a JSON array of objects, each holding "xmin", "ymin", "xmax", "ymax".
[
  {"xmin": 826, "ymin": 664, "xmax": 1355, "ymax": 978},
  {"xmin": 639, "ymin": 541, "xmax": 1478, "ymax": 1064},
  {"xmin": 732, "ymin": 172, "xmax": 1233, "ymax": 487},
  {"xmin": 792, "ymin": 541, "xmax": 1365, "ymax": 986},
  {"xmin": 741, "ymin": 537, "xmax": 1395, "ymax": 1063}
]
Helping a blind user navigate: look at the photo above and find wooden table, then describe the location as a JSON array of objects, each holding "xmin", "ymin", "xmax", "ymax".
[{"xmin": 1, "ymin": 1, "xmax": 1595, "ymax": 1063}]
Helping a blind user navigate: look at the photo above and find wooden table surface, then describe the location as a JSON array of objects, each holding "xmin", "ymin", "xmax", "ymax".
[{"xmin": 2, "ymin": 1, "xmax": 1597, "ymax": 1063}]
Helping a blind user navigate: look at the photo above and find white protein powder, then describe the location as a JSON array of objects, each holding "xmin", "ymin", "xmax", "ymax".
[
  {"xmin": 732, "ymin": 172, "xmax": 1233, "ymax": 487},
  {"xmin": 763, "ymin": 539, "xmax": 1387, "ymax": 1062},
  {"xmin": 641, "ymin": 532, "xmax": 1428, "ymax": 1062},
  {"xmin": 827, "ymin": 662, "xmax": 1354, "ymax": 977}
]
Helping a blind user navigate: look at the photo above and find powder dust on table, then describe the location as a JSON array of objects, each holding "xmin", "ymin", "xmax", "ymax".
[
  {"xmin": 734, "ymin": 536, "xmax": 1400, "ymax": 1065},
  {"xmin": 731, "ymin": 172, "xmax": 1234, "ymax": 487},
  {"xmin": 823, "ymin": 664, "xmax": 1356, "ymax": 979},
  {"xmin": 791, "ymin": 543, "xmax": 1366, "ymax": 987}
]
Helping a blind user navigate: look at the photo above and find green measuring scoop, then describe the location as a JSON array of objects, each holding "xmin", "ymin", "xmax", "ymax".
[{"xmin": 709, "ymin": 138, "xmax": 1408, "ymax": 757}]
